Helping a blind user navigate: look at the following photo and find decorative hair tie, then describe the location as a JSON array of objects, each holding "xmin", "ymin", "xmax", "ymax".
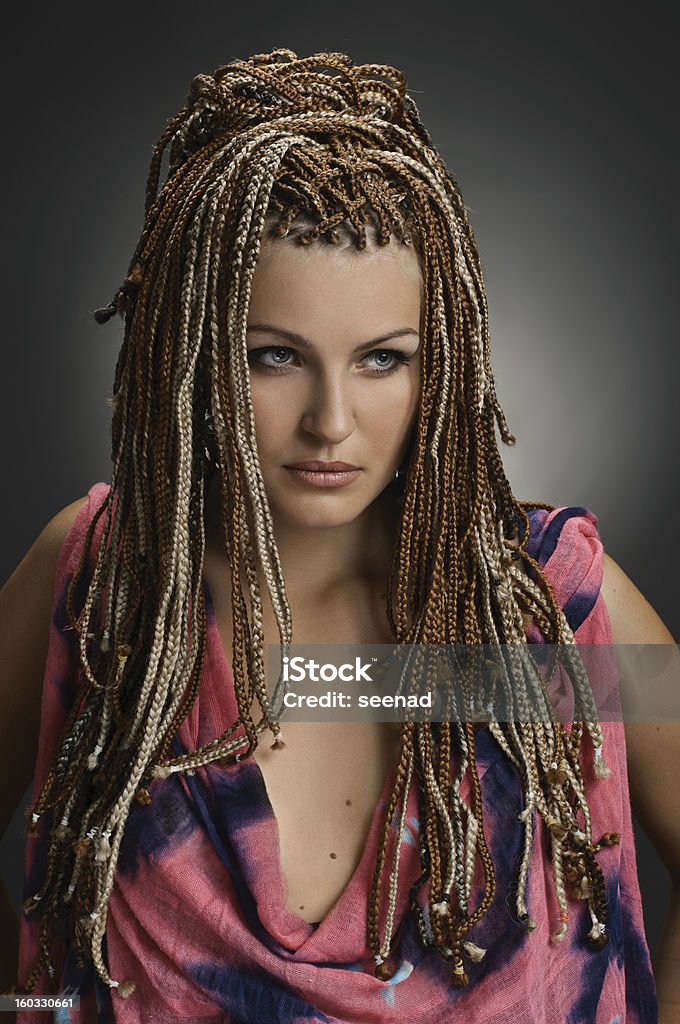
[{"xmin": 93, "ymin": 300, "xmax": 118, "ymax": 324}]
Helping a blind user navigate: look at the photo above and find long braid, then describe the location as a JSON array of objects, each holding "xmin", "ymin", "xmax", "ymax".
[{"xmin": 13, "ymin": 48, "xmax": 617, "ymax": 1000}]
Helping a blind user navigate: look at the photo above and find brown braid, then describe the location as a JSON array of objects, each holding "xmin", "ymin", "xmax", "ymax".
[{"xmin": 9, "ymin": 47, "xmax": 618, "ymax": 1000}]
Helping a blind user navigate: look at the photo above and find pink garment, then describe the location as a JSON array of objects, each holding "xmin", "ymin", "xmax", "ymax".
[{"xmin": 16, "ymin": 483, "xmax": 658, "ymax": 1022}]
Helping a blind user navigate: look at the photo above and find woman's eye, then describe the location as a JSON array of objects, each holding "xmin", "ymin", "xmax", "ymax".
[
  {"xmin": 247, "ymin": 346, "xmax": 411, "ymax": 376},
  {"xmin": 362, "ymin": 349, "xmax": 411, "ymax": 375},
  {"xmin": 247, "ymin": 346, "xmax": 297, "ymax": 373}
]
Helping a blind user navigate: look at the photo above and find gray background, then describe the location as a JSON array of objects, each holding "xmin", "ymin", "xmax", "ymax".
[{"xmin": 1, "ymin": 1, "xmax": 677, "ymax": 959}]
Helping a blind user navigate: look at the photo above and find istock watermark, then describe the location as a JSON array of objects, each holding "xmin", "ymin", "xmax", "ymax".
[
  {"xmin": 282, "ymin": 655, "xmax": 376, "ymax": 683},
  {"xmin": 264, "ymin": 643, "xmax": 680, "ymax": 723}
]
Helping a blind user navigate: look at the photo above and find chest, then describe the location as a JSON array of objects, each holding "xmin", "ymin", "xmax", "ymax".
[
  {"xmin": 202, "ymin": 557, "xmax": 402, "ymax": 923},
  {"xmin": 253, "ymin": 720, "xmax": 401, "ymax": 923}
]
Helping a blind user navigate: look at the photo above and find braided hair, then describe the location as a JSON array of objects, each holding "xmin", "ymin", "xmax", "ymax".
[{"xmin": 15, "ymin": 47, "xmax": 618, "ymax": 999}]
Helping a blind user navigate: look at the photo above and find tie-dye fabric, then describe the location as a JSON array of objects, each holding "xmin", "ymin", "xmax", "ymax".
[{"xmin": 16, "ymin": 482, "xmax": 658, "ymax": 1023}]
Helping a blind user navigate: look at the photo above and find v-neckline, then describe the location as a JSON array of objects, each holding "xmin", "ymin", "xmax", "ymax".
[{"xmin": 200, "ymin": 574, "xmax": 405, "ymax": 958}]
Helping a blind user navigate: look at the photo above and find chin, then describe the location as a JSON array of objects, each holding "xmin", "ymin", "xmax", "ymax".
[{"xmin": 270, "ymin": 495, "xmax": 371, "ymax": 530}]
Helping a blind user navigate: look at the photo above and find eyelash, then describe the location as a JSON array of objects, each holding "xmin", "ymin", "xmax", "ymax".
[{"xmin": 247, "ymin": 346, "xmax": 412, "ymax": 377}]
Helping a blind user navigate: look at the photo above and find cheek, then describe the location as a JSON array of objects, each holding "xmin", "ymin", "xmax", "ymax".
[
  {"xmin": 254, "ymin": 388, "xmax": 284, "ymax": 421},
  {"xmin": 363, "ymin": 377, "xmax": 420, "ymax": 446},
  {"xmin": 249, "ymin": 386, "xmax": 296, "ymax": 455},
  {"xmin": 381, "ymin": 367, "xmax": 420, "ymax": 420}
]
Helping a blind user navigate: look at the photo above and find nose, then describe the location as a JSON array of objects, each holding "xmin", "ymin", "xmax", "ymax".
[{"xmin": 300, "ymin": 373, "xmax": 355, "ymax": 443}]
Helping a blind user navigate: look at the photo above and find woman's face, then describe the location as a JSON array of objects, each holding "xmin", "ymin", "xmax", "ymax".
[{"xmin": 243, "ymin": 235, "xmax": 422, "ymax": 531}]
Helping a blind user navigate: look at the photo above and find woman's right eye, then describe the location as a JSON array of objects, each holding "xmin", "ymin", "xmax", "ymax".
[{"xmin": 247, "ymin": 346, "xmax": 298, "ymax": 373}]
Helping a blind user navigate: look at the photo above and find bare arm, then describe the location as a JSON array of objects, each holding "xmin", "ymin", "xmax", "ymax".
[
  {"xmin": 0, "ymin": 496, "xmax": 87, "ymax": 994},
  {"xmin": 600, "ymin": 552, "xmax": 680, "ymax": 1022}
]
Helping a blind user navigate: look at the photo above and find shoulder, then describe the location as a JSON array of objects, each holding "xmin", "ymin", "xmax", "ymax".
[
  {"xmin": 523, "ymin": 504, "xmax": 675, "ymax": 643},
  {"xmin": 0, "ymin": 491, "xmax": 90, "ymax": 833},
  {"xmin": 599, "ymin": 552, "xmax": 680, "ymax": 878},
  {"xmin": 39, "ymin": 495, "xmax": 90, "ymax": 553},
  {"xmin": 523, "ymin": 504, "xmax": 600, "ymax": 565},
  {"xmin": 2, "ymin": 494, "xmax": 90, "ymax": 604},
  {"xmin": 600, "ymin": 552, "xmax": 675, "ymax": 644},
  {"xmin": 36, "ymin": 482, "xmax": 112, "ymax": 574},
  {"xmin": 0, "ymin": 483, "xmax": 109, "ymax": 670},
  {"xmin": 521, "ymin": 504, "xmax": 606, "ymax": 637}
]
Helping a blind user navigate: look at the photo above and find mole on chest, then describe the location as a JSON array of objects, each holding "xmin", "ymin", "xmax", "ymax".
[{"xmin": 253, "ymin": 720, "xmax": 400, "ymax": 922}]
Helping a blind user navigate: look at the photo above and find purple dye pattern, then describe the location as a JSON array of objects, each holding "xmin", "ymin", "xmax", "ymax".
[{"xmin": 15, "ymin": 484, "xmax": 658, "ymax": 1023}]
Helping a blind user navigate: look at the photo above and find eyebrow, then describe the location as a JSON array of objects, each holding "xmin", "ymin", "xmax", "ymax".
[{"xmin": 246, "ymin": 322, "xmax": 420, "ymax": 354}]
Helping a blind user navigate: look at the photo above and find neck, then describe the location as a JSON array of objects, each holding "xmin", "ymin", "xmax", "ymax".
[{"xmin": 203, "ymin": 471, "xmax": 402, "ymax": 603}]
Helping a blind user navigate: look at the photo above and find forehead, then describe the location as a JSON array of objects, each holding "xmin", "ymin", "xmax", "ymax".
[{"xmin": 247, "ymin": 238, "xmax": 422, "ymax": 334}]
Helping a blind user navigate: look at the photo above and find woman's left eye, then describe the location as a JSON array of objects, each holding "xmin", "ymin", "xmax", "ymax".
[{"xmin": 362, "ymin": 349, "xmax": 411, "ymax": 375}]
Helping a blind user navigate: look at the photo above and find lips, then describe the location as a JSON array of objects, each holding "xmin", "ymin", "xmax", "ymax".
[
  {"xmin": 283, "ymin": 462, "xmax": 362, "ymax": 489},
  {"xmin": 284, "ymin": 461, "xmax": 360, "ymax": 471}
]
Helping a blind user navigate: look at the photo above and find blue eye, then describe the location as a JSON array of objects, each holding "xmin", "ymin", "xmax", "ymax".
[
  {"xmin": 247, "ymin": 347, "xmax": 298, "ymax": 373},
  {"xmin": 363, "ymin": 350, "xmax": 411, "ymax": 374},
  {"xmin": 246, "ymin": 346, "xmax": 412, "ymax": 376}
]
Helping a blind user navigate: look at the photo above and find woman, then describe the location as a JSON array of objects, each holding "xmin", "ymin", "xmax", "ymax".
[{"xmin": 1, "ymin": 47, "xmax": 677, "ymax": 1023}]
